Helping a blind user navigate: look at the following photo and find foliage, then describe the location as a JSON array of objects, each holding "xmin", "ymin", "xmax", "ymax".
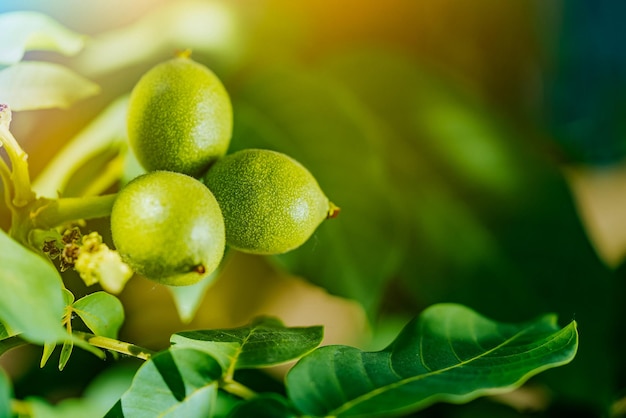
[
  {"xmin": 0, "ymin": 4, "xmax": 615, "ymax": 417},
  {"xmin": 286, "ymin": 304, "xmax": 577, "ymax": 417},
  {"xmin": 0, "ymin": 228, "xmax": 66, "ymax": 344}
]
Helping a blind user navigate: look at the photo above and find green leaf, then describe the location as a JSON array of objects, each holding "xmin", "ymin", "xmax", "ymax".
[
  {"xmin": 167, "ymin": 266, "xmax": 221, "ymax": 323},
  {"xmin": 0, "ymin": 322, "xmax": 27, "ymax": 357},
  {"xmin": 36, "ymin": 289, "xmax": 109, "ymax": 367},
  {"xmin": 0, "ymin": 368, "xmax": 12, "ymax": 418},
  {"xmin": 62, "ymin": 288, "xmax": 75, "ymax": 305},
  {"xmin": 0, "ymin": 11, "xmax": 85, "ymax": 65},
  {"xmin": 0, "ymin": 61, "xmax": 99, "ymax": 111},
  {"xmin": 41, "ymin": 289, "xmax": 74, "ymax": 369},
  {"xmin": 0, "ymin": 322, "xmax": 17, "ymax": 340},
  {"xmin": 40, "ymin": 342, "xmax": 55, "ymax": 368},
  {"xmin": 33, "ymin": 95, "xmax": 129, "ymax": 198},
  {"xmin": 228, "ymin": 394, "xmax": 296, "ymax": 418},
  {"xmin": 113, "ymin": 348, "xmax": 222, "ymax": 417},
  {"xmin": 73, "ymin": 2, "xmax": 241, "ymax": 77},
  {"xmin": 214, "ymin": 391, "xmax": 242, "ymax": 417},
  {"xmin": 286, "ymin": 303, "xmax": 578, "ymax": 417},
  {"xmin": 171, "ymin": 317, "xmax": 323, "ymax": 372},
  {"xmin": 23, "ymin": 365, "xmax": 136, "ymax": 418},
  {"xmin": 0, "ymin": 324, "xmax": 8, "ymax": 341},
  {"xmin": 73, "ymin": 292, "xmax": 124, "ymax": 339},
  {"xmin": 0, "ymin": 229, "xmax": 67, "ymax": 343},
  {"xmin": 58, "ymin": 340, "xmax": 73, "ymax": 371},
  {"xmin": 0, "ymin": 336, "xmax": 25, "ymax": 357}
]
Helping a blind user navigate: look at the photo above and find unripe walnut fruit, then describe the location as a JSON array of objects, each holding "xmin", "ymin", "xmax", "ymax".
[
  {"xmin": 111, "ymin": 171, "xmax": 225, "ymax": 286},
  {"xmin": 127, "ymin": 55, "xmax": 232, "ymax": 177},
  {"xmin": 203, "ymin": 149, "xmax": 337, "ymax": 255}
]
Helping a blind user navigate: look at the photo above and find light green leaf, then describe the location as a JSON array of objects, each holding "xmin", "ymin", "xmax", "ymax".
[
  {"xmin": 40, "ymin": 342, "xmax": 56, "ymax": 368},
  {"xmin": 171, "ymin": 317, "xmax": 323, "ymax": 372},
  {"xmin": 74, "ymin": 1, "xmax": 241, "ymax": 77},
  {"xmin": 58, "ymin": 340, "xmax": 73, "ymax": 371},
  {"xmin": 0, "ymin": 229, "xmax": 66, "ymax": 344},
  {"xmin": 33, "ymin": 95, "xmax": 129, "ymax": 198},
  {"xmin": 62, "ymin": 288, "xmax": 75, "ymax": 305},
  {"xmin": 0, "ymin": 368, "xmax": 12, "ymax": 418},
  {"xmin": 73, "ymin": 292, "xmax": 124, "ymax": 339},
  {"xmin": 286, "ymin": 303, "xmax": 578, "ymax": 417},
  {"xmin": 113, "ymin": 348, "xmax": 222, "ymax": 417},
  {"xmin": 41, "ymin": 289, "xmax": 73, "ymax": 369},
  {"xmin": 0, "ymin": 11, "xmax": 85, "ymax": 65},
  {"xmin": 0, "ymin": 325, "xmax": 8, "ymax": 341},
  {"xmin": 167, "ymin": 265, "xmax": 221, "ymax": 324},
  {"xmin": 0, "ymin": 322, "xmax": 17, "ymax": 340},
  {"xmin": 0, "ymin": 61, "xmax": 99, "ymax": 111}
]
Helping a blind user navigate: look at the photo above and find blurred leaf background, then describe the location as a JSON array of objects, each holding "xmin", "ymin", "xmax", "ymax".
[{"xmin": 2, "ymin": 0, "xmax": 626, "ymax": 416}]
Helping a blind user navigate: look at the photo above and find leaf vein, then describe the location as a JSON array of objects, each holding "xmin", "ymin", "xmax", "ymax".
[{"xmin": 329, "ymin": 321, "xmax": 555, "ymax": 415}]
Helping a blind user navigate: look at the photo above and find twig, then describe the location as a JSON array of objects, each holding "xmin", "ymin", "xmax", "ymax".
[{"xmin": 74, "ymin": 331, "xmax": 154, "ymax": 360}]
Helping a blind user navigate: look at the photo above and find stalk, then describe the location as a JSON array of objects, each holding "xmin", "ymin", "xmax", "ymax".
[
  {"xmin": 0, "ymin": 105, "xmax": 36, "ymax": 208},
  {"xmin": 31, "ymin": 193, "xmax": 117, "ymax": 230},
  {"xmin": 74, "ymin": 331, "xmax": 154, "ymax": 360},
  {"xmin": 32, "ymin": 95, "xmax": 129, "ymax": 198},
  {"xmin": 0, "ymin": 157, "xmax": 14, "ymax": 210},
  {"xmin": 221, "ymin": 379, "xmax": 258, "ymax": 400}
]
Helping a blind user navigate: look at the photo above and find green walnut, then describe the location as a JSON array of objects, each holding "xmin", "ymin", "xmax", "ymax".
[
  {"xmin": 111, "ymin": 171, "xmax": 225, "ymax": 286},
  {"xmin": 203, "ymin": 149, "xmax": 338, "ymax": 255},
  {"xmin": 127, "ymin": 54, "xmax": 232, "ymax": 177}
]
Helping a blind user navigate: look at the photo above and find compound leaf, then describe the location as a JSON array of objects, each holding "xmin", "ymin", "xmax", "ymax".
[
  {"xmin": 286, "ymin": 303, "xmax": 578, "ymax": 417},
  {"xmin": 73, "ymin": 292, "xmax": 124, "ymax": 339},
  {"xmin": 0, "ymin": 11, "xmax": 85, "ymax": 65},
  {"xmin": 171, "ymin": 317, "xmax": 323, "ymax": 372},
  {"xmin": 112, "ymin": 348, "xmax": 221, "ymax": 418}
]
